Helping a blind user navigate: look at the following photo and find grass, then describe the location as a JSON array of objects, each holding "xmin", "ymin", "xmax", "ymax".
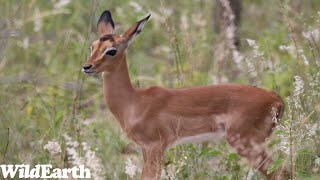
[{"xmin": 0, "ymin": 0, "xmax": 320, "ymax": 179}]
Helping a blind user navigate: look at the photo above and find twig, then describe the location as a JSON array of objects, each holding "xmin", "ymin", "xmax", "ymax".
[
  {"xmin": 298, "ymin": 110, "xmax": 315, "ymax": 130},
  {"xmin": 277, "ymin": 1, "xmax": 303, "ymax": 77},
  {"xmin": 289, "ymin": 115, "xmax": 294, "ymax": 180},
  {"xmin": 219, "ymin": 0, "xmax": 244, "ymax": 67},
  {"xmin": 72, "ymin": 0, "xmax": 96, "ymax": 120},
  {"xmin": 2, "ymin": 128, "xmax": 9, "ymax": 164}
]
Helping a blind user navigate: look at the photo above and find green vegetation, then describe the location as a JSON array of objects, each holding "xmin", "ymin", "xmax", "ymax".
[{"xmin": 0, "ymin": 0, "xmax": 319, "ymax": 179}]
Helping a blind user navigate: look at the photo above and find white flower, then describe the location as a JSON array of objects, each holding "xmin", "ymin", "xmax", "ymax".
[
  {"xmin": 277, "ymin": 124, "xmax": 290, "ymax": 155},
  {"xmin": 279, "ymin": 44, "xmax": 297, "ymax": 58},
  {"xmin": 246, "ymin": 169, "xmax": 256, "ymax": 180},
  {"xmin": 64, "ymin": 134, "xmax": 105, "ymax": 180},
  {"xmin": 305, "ymin": 124, "xmax": 317, "ymax": 138},
  {"xmin": 232, "ymin": 50, "xmax": 244, "ymax": 64},
  {"xmin": 44, "ymin": 141, "xmax": 61, "ymax": 156},
  {"xmin": 302, "ymin": 31, "xmax": 313, "ymax": 40},
  {"xmin": 125, "ymin": 158, "xmax": 137, "ymax": 178},
  {"xmin": 18, "ymin": 38, "xmax": 29, "ymax": 49},
  {"xmin": 33, "ymin": 8, "xmax": 42, "ymax": 32},
  {"xmin": 292, "ymin": 76, "xmax": 304, "ymax": 109},
  {"xmin": 54, "ymin": 0, "xmax": 71, "ymax": 9},
  {"xmin": 129, "ymin": 2, "xmax": 142, "ymax": 12},
  {"xmin": 180, "ymin": 15, "xmax": 189, "ymax": 30},
  {"xmin": 246, "ymin": 39, "xmax": 256, "ymax": 47},
  {"xmin": 246, "ymin": 59, "xmax": 257, "ymax": 78},
  {"xmin": 298, "ymin": 49, "xmax": 309, "ymax": 66},
  {"xmin": 159, "ymin": 7, "xmax": 173, "ymax": 17},
  {"xmin": 246, "ymin": 38, "xmax": 263, "ymax": 58},
  {"xmin": 279, "ymin": 45, "xmax": 292, "ymax": 51},
  {"xmin": 294, "ymin": 76, "xmax": 304, "ymax": 96},
  {"xmin": 271, "ymin": 106, "xmax": 279, "ymax": 124},
  {"xmin": 192, "ymin": 13, "xmax": 206, "ymax": 27}
]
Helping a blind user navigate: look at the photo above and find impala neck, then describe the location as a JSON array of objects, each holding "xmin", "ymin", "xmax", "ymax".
[{"xmin": 103, "ymin": 52, "xmax": 134, "ymax": 123}]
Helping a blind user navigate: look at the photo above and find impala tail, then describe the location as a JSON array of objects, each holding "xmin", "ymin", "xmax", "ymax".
[{"xmin": 271, "ymin": 91, "xmax": 285, "ymax": 127}]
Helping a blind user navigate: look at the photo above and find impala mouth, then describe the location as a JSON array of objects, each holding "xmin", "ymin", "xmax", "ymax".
[{"xmin": 82, "ymin": 68, "xmax": 96, "ymax": 74}]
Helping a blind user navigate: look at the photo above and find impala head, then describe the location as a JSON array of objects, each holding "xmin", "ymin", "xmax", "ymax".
[{"xmin": 82, "ymin": 10, "xmax": 151, "ymax": 74}]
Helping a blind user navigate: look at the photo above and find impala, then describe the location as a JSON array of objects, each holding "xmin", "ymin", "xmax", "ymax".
[{"xmin": 82, "ymin": 10, "xmax": 285, "ymax": 180}]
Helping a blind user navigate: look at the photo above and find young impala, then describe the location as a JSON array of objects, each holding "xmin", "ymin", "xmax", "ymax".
[{"xmin": 82, "ymin": 10, "xmax": 285, "ymax": 180}]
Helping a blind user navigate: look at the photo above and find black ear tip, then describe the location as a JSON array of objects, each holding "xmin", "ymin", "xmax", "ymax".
[
  {"xmin": 98, "ymin": 10, "xmax": 115, "ymax": 28},
  {"xmin": 102, "ymin": 10, "xmax": 112, "ymax": 16},
  {"xmin": 100, "ymin": 10, "xmax": 113, "ymax": 20},
  {"xmin": 146, "ymin": 14, "xmax": 151, "ymax": 20}
]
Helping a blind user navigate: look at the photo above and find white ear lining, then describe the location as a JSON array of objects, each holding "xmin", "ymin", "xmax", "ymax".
[
  {"xmin": 90, "ymin": 46, "xmax": 93, "ymax": 57},
  {"xmin": 137, "ymin": 21, "xmax": 146, "ymax": 32},
  {"xmin": 127, "ymin": 20, "xmax": 147, "ymax": 45}
]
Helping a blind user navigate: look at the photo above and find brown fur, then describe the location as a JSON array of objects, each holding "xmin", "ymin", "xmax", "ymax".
[{"xmin": 83, "ymin": 11, "xmax": 286, "ymax": 180}]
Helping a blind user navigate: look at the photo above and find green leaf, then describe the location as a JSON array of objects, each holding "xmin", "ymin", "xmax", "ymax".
[
  {"xmin": 296, "ymin": 170, "xmax": 311, "ymax": 178},
  {"xmin": 296, "ymin": 148, "xmax": 313, "ymax": 155},
  {"xmin": 274, "ymin": 130, "xmax": 286, "ymax": 135},
  {"xmin": 54, "ymin": 111, "xmax": 63, "ymax": 129},
  {"xmin": 200, "ymin": 147, "xmax": 212, "ymax": 156},
  {"xmin": 267, "ymin": 159, "xmax": 284, "ymax": 175},
  {"xmin": 200, "ymin": 147, "xmax": 221, "ymax": 158},
  {"xmin": 228, "ymin": 153, "xmax": 238, "ymax": 161}
]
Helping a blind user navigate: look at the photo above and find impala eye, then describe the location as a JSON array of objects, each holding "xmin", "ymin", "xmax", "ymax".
[{"xmin": 106, "ymin": 49, "xmax": 117, "ymax": 56}]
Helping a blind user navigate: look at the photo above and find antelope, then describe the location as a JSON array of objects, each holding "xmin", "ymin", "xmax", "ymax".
[{"xmin": 82, "ymin": 10, "xmax": 285, "ymax": 180}]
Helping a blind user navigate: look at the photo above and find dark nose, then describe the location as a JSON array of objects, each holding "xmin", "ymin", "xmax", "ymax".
[{"xmin": 82, "ymin": 64, "xmax": 92, "ymax": 70}]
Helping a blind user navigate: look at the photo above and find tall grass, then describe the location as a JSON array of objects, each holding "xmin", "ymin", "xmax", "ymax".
[{"xmin": 0, "ymin": 0, "xmax": 319, "ymax": 179}]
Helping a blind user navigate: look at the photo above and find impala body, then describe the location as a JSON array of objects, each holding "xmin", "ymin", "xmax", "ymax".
[{"xmin": 82, "ymin": 10, "xmax": 285, "ymax": 180}]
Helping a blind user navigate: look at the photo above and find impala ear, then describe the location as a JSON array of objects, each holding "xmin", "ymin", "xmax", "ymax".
[
  {"xmin": 97, "ymin": 10, "xmax": 115, "ymax": 36},
  {"xmin": 122, "ymin": 14, "xmax": 151, "ymax": 44}
]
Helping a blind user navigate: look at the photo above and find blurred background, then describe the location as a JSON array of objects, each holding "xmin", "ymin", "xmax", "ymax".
[{"xmin": 0, "ymin": 0, "xmax": 320, "ymax": 179}]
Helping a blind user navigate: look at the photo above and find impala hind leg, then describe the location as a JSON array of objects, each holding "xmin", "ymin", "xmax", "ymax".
[
  {"xmin": 141, "ymin": 144, "xmax": 165, "ymax": 180},
  {"xmin": 226, "ymin": 133, "xmax": 278, "ymax": 180}
]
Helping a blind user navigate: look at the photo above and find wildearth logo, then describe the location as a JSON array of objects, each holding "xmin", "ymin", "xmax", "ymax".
[{"xmin": 0, "ymin": 164, "xmax": 91, "ymax": 179}]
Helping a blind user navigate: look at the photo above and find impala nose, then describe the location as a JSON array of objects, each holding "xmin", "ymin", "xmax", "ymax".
[{"xmin": 82, "ymin": 64, "xmax": 92, "ymax": 70}]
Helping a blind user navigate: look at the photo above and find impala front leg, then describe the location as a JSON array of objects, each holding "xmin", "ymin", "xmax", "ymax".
[{"xmin": 141, "ymin": 144, "xmax": 165, "ymax": 180}]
